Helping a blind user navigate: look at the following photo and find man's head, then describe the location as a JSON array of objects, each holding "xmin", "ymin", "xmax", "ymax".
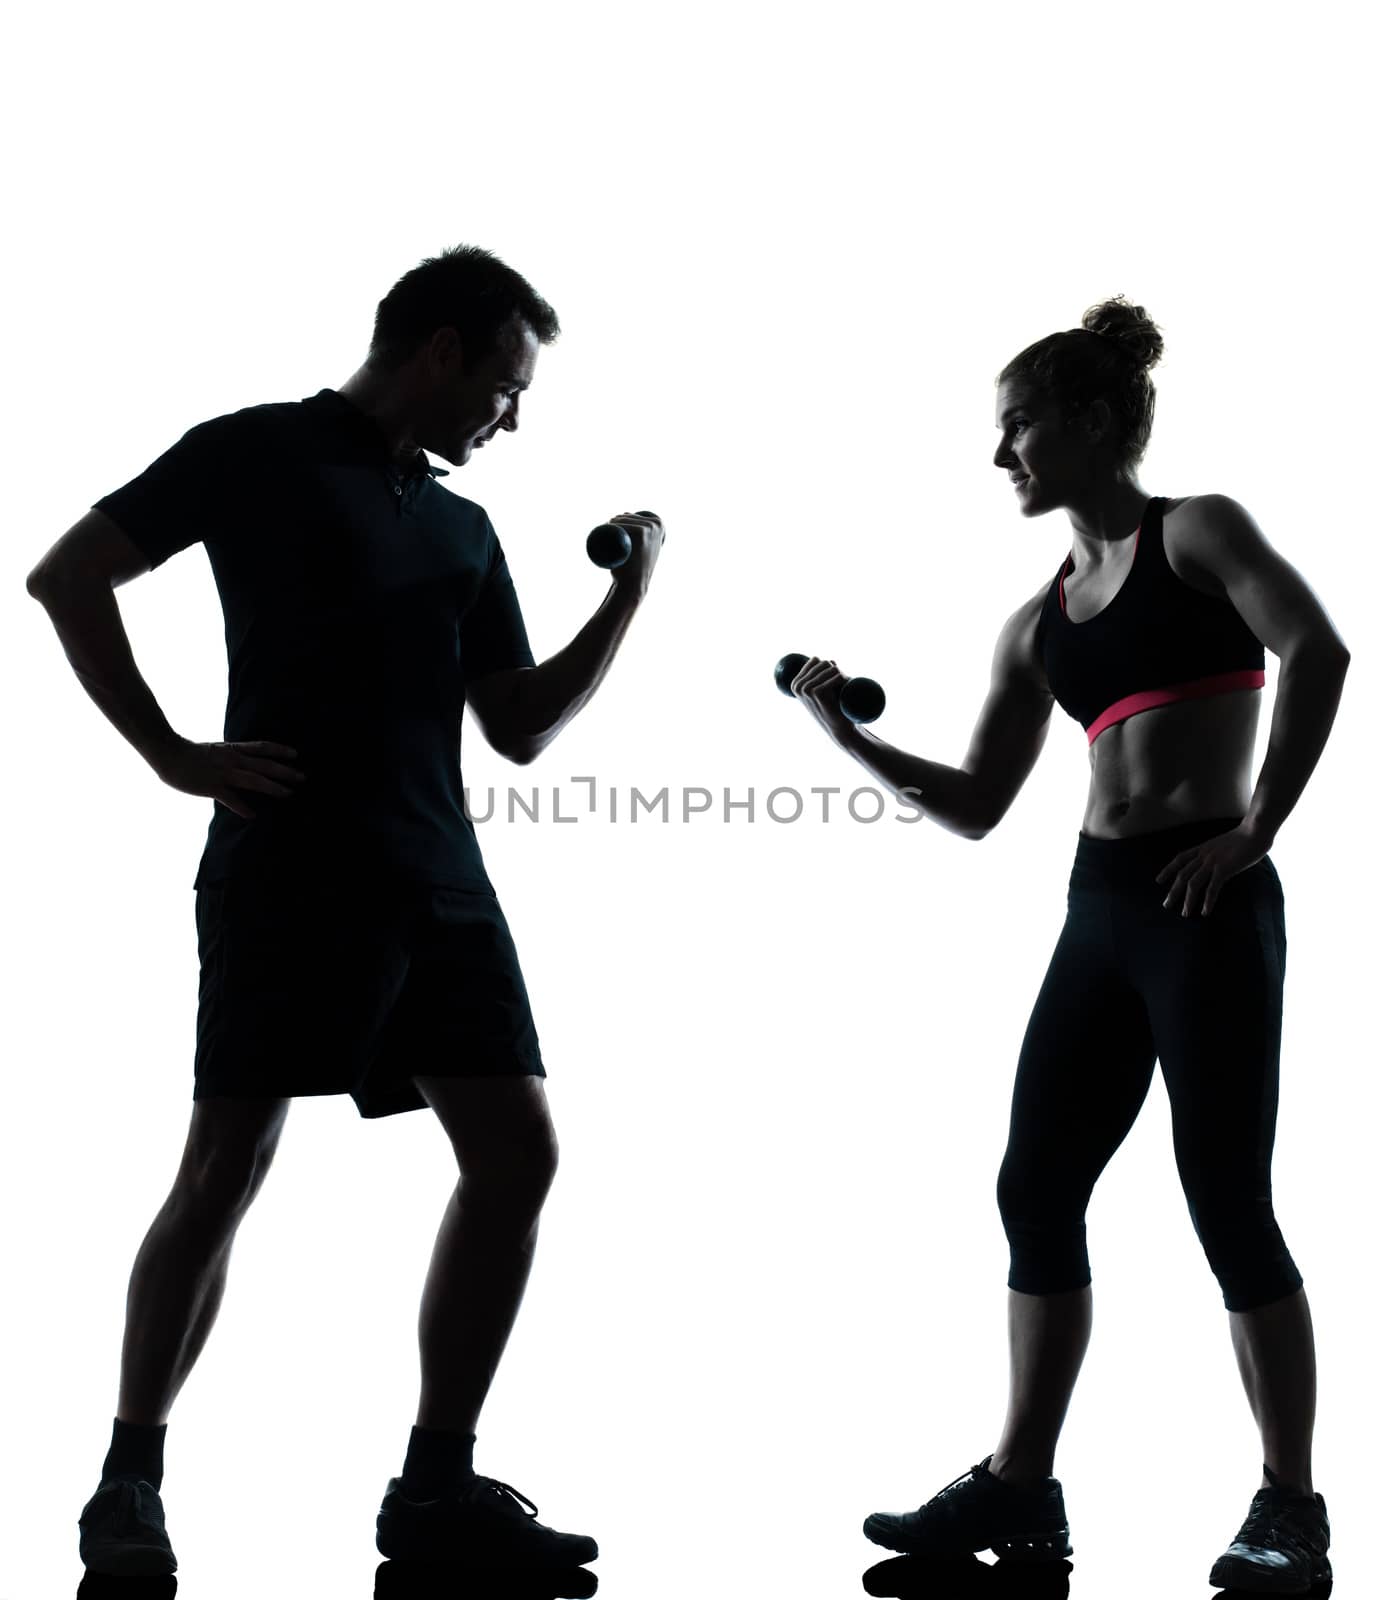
[{"xmin": 364, "ymin": 245, "xmax": 560, "ymax": 466}]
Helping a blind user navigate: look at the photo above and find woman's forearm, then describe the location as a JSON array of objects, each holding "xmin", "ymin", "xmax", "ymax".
[
  {"xmin": 835, "ymin": 723, "xmax": 990, "ymax": 840},
  {"xmin": 1242, "ymin": 642, "xmax": 1350, "ymax": 844}
]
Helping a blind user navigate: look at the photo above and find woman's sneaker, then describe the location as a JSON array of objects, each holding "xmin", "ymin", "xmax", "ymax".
[
  {"xmin": 78, "ymin": 1477, "xmax": 177, "ymax": 1575},
  {"xmin": 376, "ymin": 1474, "xmax": 598, "ymax": 1568},
  {"xmin": 864, "ymin": 1455, "xmax": 1072, "ymax": 1562},
  {"xmin": 1209, "ymin": 1474, "xmax": 1331, "ymax": 1594}
]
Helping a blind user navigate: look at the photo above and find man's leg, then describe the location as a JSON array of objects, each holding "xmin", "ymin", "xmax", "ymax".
[
  {"xmin": 115, "ymin": 1095, "xmax": 291, "ymax": 1426},
  {"xmin": 411, "ymin": 1074, "xmax": 558, "ymax": 1434},
  {"xmin": 375, "ymin": 1074, "xmax": 598, "ymax": 1566}
]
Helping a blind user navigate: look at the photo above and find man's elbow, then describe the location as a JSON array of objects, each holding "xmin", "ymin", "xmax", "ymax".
[{"xmin": 500, "ymin": 733, "xmax": 544, "ymax": 766}]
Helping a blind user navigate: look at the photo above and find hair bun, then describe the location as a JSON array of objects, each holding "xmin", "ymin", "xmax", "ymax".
[{"xmin": 1082, "ymin": 296, "xmax": 1164, "ymax": 371}]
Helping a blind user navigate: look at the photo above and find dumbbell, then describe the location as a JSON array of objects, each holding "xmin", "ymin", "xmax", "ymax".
[
  {"xmin": 774, "ymin": 652, "xmax": 887, "ymax": 725},
  {"xmin": 587, "ymin": 511, "xmax": 663, "ymax": 569}
]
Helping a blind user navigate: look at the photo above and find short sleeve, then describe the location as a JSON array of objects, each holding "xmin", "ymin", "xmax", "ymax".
[
  {"xmin": 461, "ymin": 522, "xmax": 536, "ymax": 681},
  {"xmin": 92, "ymin": 412, "xmax": 256, "ymax": 571}
]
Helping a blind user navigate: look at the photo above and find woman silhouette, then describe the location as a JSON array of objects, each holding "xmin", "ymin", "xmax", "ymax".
[{"xmin": 787, "ymin": 297, "xmax": 1347, "ymax": 1593}]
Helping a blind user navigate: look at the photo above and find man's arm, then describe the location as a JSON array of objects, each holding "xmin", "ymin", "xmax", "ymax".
[
  {"xmin": 1177, "ymin": 494, "xmax": 1351, "ymax": 844},
  {"xmin": 27, "ymin": 508, "xmax": 305, "ymax": 816},
  {"xmin": 27, "ymin": 506, "xmax": 153, "ymax": 592},
  {"xmin": 467, "ymin": 513, "xmax": 663, "ymax": 765},
  {"xmin": 26, "ymin": 509, "xmax": 182, "ymax": 770}
]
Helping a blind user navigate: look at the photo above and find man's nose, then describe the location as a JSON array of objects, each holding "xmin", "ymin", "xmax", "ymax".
[{"xmin": 501, "ymin": 397, "xmax": 520, "ymax": 432}]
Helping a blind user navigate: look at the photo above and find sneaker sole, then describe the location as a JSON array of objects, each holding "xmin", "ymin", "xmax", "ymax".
[
  {"xmin": 863, "ymin": 1518, "xmax": 1072, "ymax": 1562},
  {"xmin": 990, "ymin": 1530, "xmax": 1073, "ymax": 1562},
  {"xmin": 1208, "ymin": 1552, "xmax": 1332, "ymax": 1594},
  {"xmin": 79, "ymin": 1542, "xmax": 177, "ymax": 1577},
  {"xmin": 376, "ymin": 1509, "xmax": 597, "ymax": 1568}
]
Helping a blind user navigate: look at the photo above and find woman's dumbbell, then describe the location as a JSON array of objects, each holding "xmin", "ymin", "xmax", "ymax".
[
  {"xmin": 774, "ymin": 652, "xmax": 886, "ymax": 724},
  {"xmin": 587, "ymin": 511, "xmax": 663, "ymax": 569}
]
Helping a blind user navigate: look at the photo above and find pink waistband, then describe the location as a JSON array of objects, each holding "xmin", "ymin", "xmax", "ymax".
[{"xmin": 1086, "ymin": 669, "xmax": 1266, "ymax": 745}]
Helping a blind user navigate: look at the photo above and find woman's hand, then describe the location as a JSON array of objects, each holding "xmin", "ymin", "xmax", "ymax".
[
  {"xmin": 791, "ymin": 656, "xmax": 857, "ymax": 745},
  {"xmin": 1155, "ymin": 822, "xmax": 1272, "ymax": 916}
]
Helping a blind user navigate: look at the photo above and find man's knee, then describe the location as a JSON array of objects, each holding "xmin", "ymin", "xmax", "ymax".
[
  {"xmin": 175, "ymin": 1096, "xmax": 290, "ymax": 1215},
  {"xmin": 466, "ymin": 1110, "xmax": 559, "ymax": 1208},
  {"xmin": 416, "ymin": 1074, "xmax": 558, "ymax": 1206}
]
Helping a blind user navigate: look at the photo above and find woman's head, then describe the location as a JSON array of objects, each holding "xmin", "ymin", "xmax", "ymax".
[{"xmin": 993, "ymin": 297, "xmax": 1164, "ymax": 512}]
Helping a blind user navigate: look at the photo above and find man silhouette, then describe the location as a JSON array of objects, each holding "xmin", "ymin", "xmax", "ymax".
[{"xmin": 26, "ymin": 244, "xmax": 663, "ymax": 1575}]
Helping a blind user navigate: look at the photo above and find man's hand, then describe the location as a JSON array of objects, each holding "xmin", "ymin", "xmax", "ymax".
[
  {"xmin": 1155, "ymin": 822, "xmax": 1272, "ymax": 916},
  {"xmin": 607, "ymin": 510, "xmax": 664, "ymax": 599},
  {"xmin": 152, "ymin": 736, "xmax": 307, "ymax": 820}
]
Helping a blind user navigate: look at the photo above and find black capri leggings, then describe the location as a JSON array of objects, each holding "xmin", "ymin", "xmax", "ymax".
[{"xmin": 997, "ymin": 815, "xmax": 1302, "ymax": 1314}]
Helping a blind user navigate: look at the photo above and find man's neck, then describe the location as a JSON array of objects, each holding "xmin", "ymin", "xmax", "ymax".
[{"xmin": 335, "ymin": 370, "xmax": 425, "ymax": 469}]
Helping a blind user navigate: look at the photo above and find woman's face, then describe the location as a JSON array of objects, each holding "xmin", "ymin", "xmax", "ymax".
[{"xmin": 993, "ymin": 380, "xmax": 1097, "ymax": 515}]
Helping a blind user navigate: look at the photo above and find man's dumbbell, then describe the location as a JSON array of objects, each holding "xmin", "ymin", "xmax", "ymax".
[
  {"xmin": 587, "ymin": 511, "xmax": 663, "ymax": 569},
  {"xmin": 775, "ymin": 653, "xmax": 886, "ymax": 724}
]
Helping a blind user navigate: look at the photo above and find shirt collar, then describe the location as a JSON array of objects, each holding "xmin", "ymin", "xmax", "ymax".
[{"xmin": 304, "ymin": 388, "xmax": 450, "ymax": 478}]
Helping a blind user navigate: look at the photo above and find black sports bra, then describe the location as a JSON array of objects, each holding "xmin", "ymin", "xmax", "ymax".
[{"xmin": 1035, "ymin": 497, "xmax": 1265, "ymax": 745}]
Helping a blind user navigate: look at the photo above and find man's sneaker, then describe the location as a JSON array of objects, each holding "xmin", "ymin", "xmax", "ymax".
[
  {"xmin": 376, "ymin": 1474, "xmax": 598, "ymax": 1568},
  {"xmin": 864, "ymin": 1455, "xmax": 1072, "ymax": 1562},
  {"xmin": 78, "ymin": 1477, "xmax": 177, "ymax": 1575},
  {"xmin": 1209, "ymin": 1476, "xmax": 1331, "ymax": 1595}
]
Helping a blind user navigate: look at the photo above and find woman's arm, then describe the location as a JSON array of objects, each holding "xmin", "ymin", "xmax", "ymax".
[
  {"xmin": 791, "ymin": 590, "xmax": 1055, "ymax": 840},
  {"xmin": 1176, "ymin": 494, "xmax": 1351, "ymax": 846}
]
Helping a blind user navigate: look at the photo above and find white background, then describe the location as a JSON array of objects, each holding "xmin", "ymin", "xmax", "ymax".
[{"xmin": 4, "ymin": 2, "xmax": 1374, "ymax": 1596}]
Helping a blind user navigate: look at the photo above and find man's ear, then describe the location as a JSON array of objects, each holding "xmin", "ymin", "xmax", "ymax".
[{"xmin": 427, "ymin": 325, "xmax": 465, "ymax": 376}]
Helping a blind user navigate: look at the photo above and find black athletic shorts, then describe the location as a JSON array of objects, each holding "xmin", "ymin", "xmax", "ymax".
[{"xmin": 192, "ymin": 871, "xmax": 545, "ymax": 1119}]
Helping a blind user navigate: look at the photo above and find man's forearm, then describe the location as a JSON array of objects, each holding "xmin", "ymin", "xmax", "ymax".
[
  {"xmin": 507, "ymin": 581, "xmax": 643, "ymax": 759},
  {"xmin": 28, "ymin": 577, "xmax": 179, "ymax": 770},
  {"xmin": 1242, "ymin": 642, "xmax": 1350, "ymax": 844},
  {"xmin": 834, "ymin": 723, "xmax": 989, "ymax": 839}
]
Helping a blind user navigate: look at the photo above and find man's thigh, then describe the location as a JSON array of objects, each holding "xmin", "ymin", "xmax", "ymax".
[
  {"xmin": 358, "ymin": 886, "xmax": 545, "ymax": 1119},
  {"xmin": 413, "ymin": 1075, "xmax": 556, "ymax": 1174},
  {"xmin": 195, "ymin": 873, "xmax": 410, "ymax": 1106}
]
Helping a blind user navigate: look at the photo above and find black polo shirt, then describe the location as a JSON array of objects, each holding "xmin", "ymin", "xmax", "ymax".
[{"xmin": 94, "ymin": 388, "xmax": 535, "ymax": 890}]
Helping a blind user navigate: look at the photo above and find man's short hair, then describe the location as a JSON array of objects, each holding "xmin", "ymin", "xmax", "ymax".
[{"xmin": 368, "ymin": 245, "xmax": 560, "ymax": 371}]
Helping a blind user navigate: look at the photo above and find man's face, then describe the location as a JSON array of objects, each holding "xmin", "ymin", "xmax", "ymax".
[
  {"xmin": 425, "ymin": 317, "xmax": 540, "ymax": 467},
  {"xmin": 992, "ymin": 380, "xmax": 1094, "ymax": 516}
]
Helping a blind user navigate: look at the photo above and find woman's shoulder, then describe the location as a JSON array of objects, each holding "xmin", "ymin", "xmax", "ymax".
[
  {"xmin": 1159, "ymin": 494, "xmax": 1257, "ymax": 598},
  {"xmin": 999, "ymin": 584, "xmax": 1055, "ymax": 693},
  {"xmin": 1160, "ymin": 491, "xmax": 1255, "ymax": 524}
]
